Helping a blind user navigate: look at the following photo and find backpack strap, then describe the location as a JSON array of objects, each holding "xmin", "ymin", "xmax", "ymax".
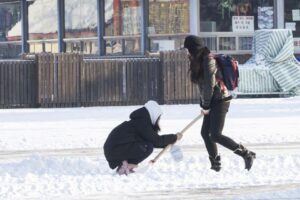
[{"xmin": 212, "ymin": 54, "xmax": 229, "ymax": 93}]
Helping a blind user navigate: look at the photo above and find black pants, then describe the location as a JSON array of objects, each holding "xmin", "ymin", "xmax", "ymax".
[
  {"xmin": 201, "ymin": 100, "xmax": 239, "ymax": 158},
  {"xmin": 105, "ymin": 141, "xmax": 154, "ymax": 169}
]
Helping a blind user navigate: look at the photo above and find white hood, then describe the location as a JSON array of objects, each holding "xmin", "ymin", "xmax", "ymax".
[{"xmin": 144, "ymin": 100, "xmax": 162, "ymax": 125}]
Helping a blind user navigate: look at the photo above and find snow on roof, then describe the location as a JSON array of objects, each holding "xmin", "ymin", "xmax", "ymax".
[{"xmin": 8, "ymin": 0, "xmax": 113, "ymax": 37}]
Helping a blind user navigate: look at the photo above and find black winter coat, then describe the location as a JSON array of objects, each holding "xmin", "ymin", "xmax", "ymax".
[
  {"xmin": 196, "ymin": 54, "xmax": 231, "ymax": 110},
  {"xmin": 103, "ymin": 107, "xmax": 177, "ymax": 168}
]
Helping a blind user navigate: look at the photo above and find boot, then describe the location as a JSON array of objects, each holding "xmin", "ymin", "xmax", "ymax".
[
  {"xmin": 209, "ymin": 155, "xmax": 221, "ymax": 172},
  {"xmin": 116, "ymin": 160, "xmax": 137, "ymax": 175},
  {"xmin": 234, "ymin": 144, "xmax": 256, "ymax": 171}
]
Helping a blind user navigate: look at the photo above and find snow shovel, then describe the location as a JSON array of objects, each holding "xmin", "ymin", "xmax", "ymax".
[{"xmin": 134, "ymin": 113, "xmax": 203, "ymax": 173}]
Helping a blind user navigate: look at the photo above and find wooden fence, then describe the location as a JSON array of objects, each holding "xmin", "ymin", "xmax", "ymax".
[
  {"xmin": 0, "ymin": 60, "xmax": 37, "ymax": 108},
  {"xmin": 37, "ymin": 53, "xmax": 82, "ymax": 107},
  {"xmin": 160, "ymin": 50, "xmax": 199, "ymax": 104},
  {"xmin": 1, "ymin": 51, "xmax": 257, "ymax": 108},
  {"xmin": 35, "ymin": 53, "xmax": 162, "ymax": 107},
  {"xmin": 81, "ymin": 58, "xmax": 161, "ymax": 106}
]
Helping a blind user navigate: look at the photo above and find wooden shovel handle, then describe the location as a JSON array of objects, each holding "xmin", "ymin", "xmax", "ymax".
[{"xmin": 150, "ymin": 113, "xmax": 203, "ymax": 164}]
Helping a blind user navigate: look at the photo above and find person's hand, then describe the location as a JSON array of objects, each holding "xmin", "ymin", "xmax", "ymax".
[
  {"xmin": 176, "ymin": 132, "xmax": 183, "ymax": 141},
  {"xmin": 201, "ymin": 109, "xmax": 210, "ymax": 115}
]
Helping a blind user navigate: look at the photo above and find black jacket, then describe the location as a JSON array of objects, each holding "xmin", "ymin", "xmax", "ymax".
[
  {"xmin": 103, "ymin": 107, "xmax": 177, "ymax": 165},
  {"xmin": 197, "ymin": 54, "xmax": 231, "ymax": 109}
]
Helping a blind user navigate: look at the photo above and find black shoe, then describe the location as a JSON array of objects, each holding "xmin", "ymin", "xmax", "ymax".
[
  {"xmin": 234, "ymin": 144, "xmax": 256, "ymax": 171},
  {"xmin": 209, "ymin": 155, "xmax": 221, "ymax": 172}
]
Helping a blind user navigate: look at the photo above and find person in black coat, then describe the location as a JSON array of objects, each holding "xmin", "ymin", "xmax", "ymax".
[{"xmin": 104, "ymin": 100, "xmax": 183, "ymax": 175}]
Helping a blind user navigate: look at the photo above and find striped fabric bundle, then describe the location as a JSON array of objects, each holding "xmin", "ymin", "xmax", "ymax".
[
  {"xmin": 238, "ymin": 66, "xmax": 281, "ymax": 93},
  {"xmin": 239, "ymin": 29, "xmax": 300, "ymax": 94}
]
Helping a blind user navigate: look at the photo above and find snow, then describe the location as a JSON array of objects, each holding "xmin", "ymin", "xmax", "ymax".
[
  {"xmin": 8, "ymin": 0, "xmax": 113, "ymax": 37},
  {"xmin": 0, "ymin": 96, "xmax": 300, "ymax": 199}
]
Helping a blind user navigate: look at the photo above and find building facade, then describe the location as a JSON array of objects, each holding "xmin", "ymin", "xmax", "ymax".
[{"xmin": 0, "ymin": 0, "xmax": 299, "ymax": 59}]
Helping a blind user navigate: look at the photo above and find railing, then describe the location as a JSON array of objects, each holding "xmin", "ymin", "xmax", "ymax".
[
  {"xmin": 148, "ymin": 33, "xmax": 188, "ymax": 51},
  {"xmin": 2, "ymin": 32, "xmax": 300, "ymax": 59},
  {"xmin": 199, "ymin": 32, "xmax": 254, "ymax": 54},
  {"xmin": 64, "ymin": 37, "xmax": 98, "ymax": 54},
  {"xmin": 103, "ymin": 35, "xmax": 142, "ymax": 55},
  {"xmin": 0, "ymin": 32, "xmax": 266, "ymax": 58},
  {"xmin": 28, "ymin": 39, "xmax": 59, "ymax": 53}
]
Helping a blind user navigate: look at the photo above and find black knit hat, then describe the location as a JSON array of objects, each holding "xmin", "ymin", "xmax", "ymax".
[{"xmin": 184, "ymin": 35, "xmax": 209, "ymax": 58}]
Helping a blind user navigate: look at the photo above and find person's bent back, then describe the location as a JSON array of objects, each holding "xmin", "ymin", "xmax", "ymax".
[{"xmin": 103, "ymin": 100, "xmax": 182, "ymax": 175}]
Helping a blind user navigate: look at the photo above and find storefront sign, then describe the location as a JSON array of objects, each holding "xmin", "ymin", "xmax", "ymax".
[
  {"xmin": 232, "ymin": 16, "xmax": 254, "ymax": 32},
  {"xmin": 286, "ymin": 22, "xmax": 296, "ymax": 31},
  {"xmin": 292, "ymin": 9, "xmax": 300, "ymax": 21}
]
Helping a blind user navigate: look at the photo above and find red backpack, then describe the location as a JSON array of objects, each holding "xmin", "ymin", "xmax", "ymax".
[{"xmin": 213, "ymin": 54, "xmax": 239, "ymax": 92}]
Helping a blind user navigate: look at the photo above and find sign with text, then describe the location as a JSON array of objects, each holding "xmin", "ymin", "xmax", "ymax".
[
  {"xmin": 232, "ymin": 16, "xmax": 254, "ymax": 32},
  {"xmin": 292, "ymin": 9, "xmax": 300, "ymax": 21},
  {"xmin": 286, "ymin": 22, "xmax": 296, "ymax": 31},
  {"xmin": 294, "ymin": 38, "xmax": 300, "ymax": 51}
]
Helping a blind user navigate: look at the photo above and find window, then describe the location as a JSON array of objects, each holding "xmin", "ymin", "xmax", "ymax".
[
  {"xmin": 65, "ymin": 0, "xmax": 98, "ymax": 54},
  {"xmin": 149, "ymin": 0, "xmax": 189, "ymax": 34},
  {"xmin": 104, "ymin": 0, "xmax": 142, "ymax": 55},
  {"xmin": 284, "ymin": 0, "xmax": 300, "ymax": 51},
  {"xmin": 200, "ymin": 0, "xmax": 274, "ymax": 52},
  {"xmin": 65, "ymin": 0, "xmax": 97, "ymax": 39},
  {"xmin": 0, "ymin": 2, "xmax": 21, "ymax": 59},
  {"xmin": 28, "ymin": 0, "xmax": 58, "ymax": 53},
  {"xmin": 200, "ymin": 0, "xmax": 274, "ymax": 32},
  {"xmin": 148, "ymin": 0, "xmax": 189, "ymax": 51}
]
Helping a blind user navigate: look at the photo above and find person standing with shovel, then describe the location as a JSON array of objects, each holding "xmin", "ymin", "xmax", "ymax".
[
  {"xmin": 103, "ymin": 100, "xmax": 183, "ymax": 175},
  {"xmin": 183, "ymin": 35, "xmax": 256, "ymax": 172}
]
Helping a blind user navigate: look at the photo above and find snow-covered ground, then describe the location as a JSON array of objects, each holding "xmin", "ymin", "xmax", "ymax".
[{"xmin": 0, "ymin": 97, "xmax": 300, "ymax": 199}]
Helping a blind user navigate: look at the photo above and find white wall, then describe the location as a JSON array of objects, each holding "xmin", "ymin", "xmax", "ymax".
[
  {"xmin": 276, "ymin": 0, "xmax": 284, "ymax": 29},
  {"xmin": 189, "ymin": 0, "xmax": 199, "ymax": 35}
]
